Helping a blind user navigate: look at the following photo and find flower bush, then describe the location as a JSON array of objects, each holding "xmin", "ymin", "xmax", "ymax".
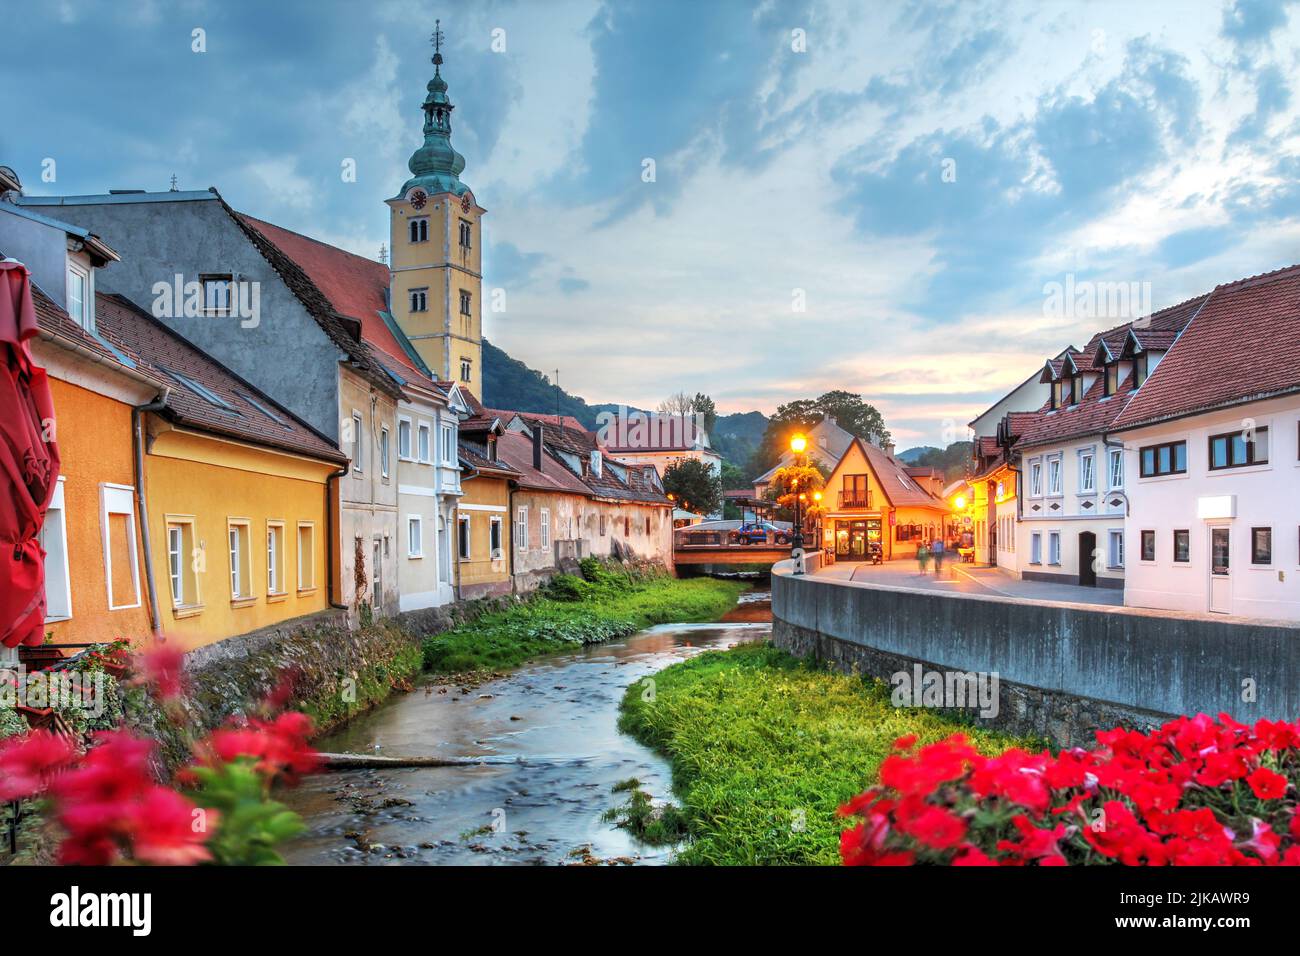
[
  {"xmin": 0, "ymin": 642, "xmax": 319, "ymax": 865},
  {"xmin": 839, "ymin": 714, "xmax": 1300, "ymax": 866}
]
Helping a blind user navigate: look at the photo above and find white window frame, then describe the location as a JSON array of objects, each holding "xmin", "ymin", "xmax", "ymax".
[
  {"xmin": 540, "ymin": 508, "xmax": 551, "ymax": 549},
  {"xmin": 66, "ymin": 260, "xmax": 91, "ymax": 332},
  {"xmin": 1048, "ymin": 531, "xmax": 1061, "ymax": 566},
  {"xmin": 1108, "ymin": 529, "xmax": 1125, "ymax": 569},
  {"xmin": 1030, "ymin": 532, "xmax": 1042, "ymax": 564},
  {"xmin": 1078, "ymin": 449, "xmax": 1096, "ymax": 494},
  {"xmin": 407, "ymin": 515, "xmax": 424, "ymax": 558},
  {"xmin": 398, "ymin": 416, "xmax": 413, "ymax": 461},
  {"xmin": 228, "ymin": 518, "xmax": 253, "ymax": 600},
  {"xmin": 418, "ymin": 422, "xmax": 432, "ymax": 463},
  {"xmin": 1029, "ymin": 459, "xmax": 1043, "ymax": 497},
  {"xmin": 100, "ymin": 483, "xmax": 141, "ymax": 611},
  {"xmin": 1046, "ymin": 456, "xmax": 1062, "ymax": 497},
  {"xmin": 489, "ymin": 515, "xmax": 504, "ymax": 559},
  {"xmin": 458, "ymin": 514, "xmax": 471, "ymax": 560},
  {"xmin": 441, "ymin": 422, "xmax": 457, "ymax": 465},
  {"xmin": 42, "ymin": 477, "xmax": 72, "ymax": 621},
  {"xmin": 351, "ymin": 411, "xmax": 365, "ymax": 474},
  {"xmin": 516, "ymin": 506, "xmax": 529, "ymax": 551},
  {"xmin": 1107, "ymin": 447, "xmax": 1124, "ymax": 491},
  {"xmin": 267, "ymin": 520, "xmax": 285, "ymax": 595},
  {"xmin": 297, "ymin": 521, "xmax": 316, "ymax": 591},
  {"xmin": 380, "ymin": 425, "xmax": 390, "ymax": 479}
]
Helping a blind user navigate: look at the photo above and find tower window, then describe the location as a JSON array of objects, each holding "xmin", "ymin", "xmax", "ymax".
[
  {"xmin": 459, "ymin": 290, "xmax": 472, "ymax": 316},
  {"xmin": 409, "ymin": 288, "xmax": 428, "ymax": 312},
  {"xmin": 409, "ymin": 217, "xmax": 429, "ymax": 243},
  {"xmin": 458, "ymin": 219, "xmax": 472, "ymax": 249},
  {"xmin": 460, "ymin": 358, "xmax": 472, "ymax": 382}
]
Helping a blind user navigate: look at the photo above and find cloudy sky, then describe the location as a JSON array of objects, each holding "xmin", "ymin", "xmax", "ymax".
[{"xmin": 4, "ymin": 0, "xmax": 1300, "ymax": 446}]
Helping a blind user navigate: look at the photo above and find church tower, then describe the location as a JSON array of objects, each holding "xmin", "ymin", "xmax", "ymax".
[{"xmin": 388, "ymin": 21, "xmax": 485, "ymax": 397}]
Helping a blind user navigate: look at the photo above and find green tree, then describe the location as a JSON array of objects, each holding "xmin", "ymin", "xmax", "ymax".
[
  {"xmin": 750, "ymin": 391, "xmax": 891, "ymax": 477},
  {"xmin": 912, "ymin": 441, "xmax": 974, "ymax": 481},
  {"xmin": 662, "ymin": 459, "xmax": 723, "ymax": 516}
]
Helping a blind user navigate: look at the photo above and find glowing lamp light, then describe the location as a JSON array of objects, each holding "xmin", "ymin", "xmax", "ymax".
[
  {"xmin": 954, "ymin": 495, "xmax": 967, "ymax": 510},
  {"xmin": 790, "ymin": 433, "xmax": 808, "ymax": 454},
  {"xmin": 813, "ymin": 491, "xmax": 823, "ymax": 502}
]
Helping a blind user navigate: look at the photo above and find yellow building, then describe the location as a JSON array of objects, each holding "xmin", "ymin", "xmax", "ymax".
[
  {"xmin": 386, "ymin": 34, "xmax": 485, "ymax": 398},
  {"xmin": 95, "ymin": 294, "xmax": 348, "ymax": 651},
  {"xmin": 454, "ymin": 426, "xmax": 517, "ymax": 600},
  {"xmin": 820, "ymin": 437, "xmax": 951, "ymax": 562}
]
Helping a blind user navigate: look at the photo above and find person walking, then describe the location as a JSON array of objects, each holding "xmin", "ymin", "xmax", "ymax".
[
  {"xmin": 932, "ymin": 537, "xmax": 945, "ymax": 576},
  {"xmin": 916, "ymin": 541, "xmax": 930, "ymax": 575}
]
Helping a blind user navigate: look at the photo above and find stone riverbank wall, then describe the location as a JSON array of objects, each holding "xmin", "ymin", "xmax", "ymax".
[{"xmin": 771, "ymin": 559, "xmax": 1300, "ymax": 746}]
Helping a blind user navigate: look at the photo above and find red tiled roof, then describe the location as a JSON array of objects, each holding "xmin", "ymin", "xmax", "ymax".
[
  {"xmin": 32, "ymin": 285, "xmax": 134, "ymax": 368},
  {"xmin": 510, "ymin": 412, "xmax": 670, "ymax": 505},
  {"xmin": 237, "ymin": 214, "xmax": 428, "ymax": 381},
  {"xmin": 458, "ymin": 440, "xmax": 519, "ymax": 479},
  {"xmin": 489, "ymin": 409, "xmax": 587, "ymax": 434},
  {"xmin": 1016, "ymin": 293, "xmax": 1207, "ymax": 448},
  {"xmin": 494, "ymin": 430, "xmax": 591, "ymax": 495},
  {"xmin": 94, "ymin": 294, "xmax": 346, "ymax": 464},
  {"xmin": 1114, "ymin": 265, "xmax": 1300, "ymax": 429}
]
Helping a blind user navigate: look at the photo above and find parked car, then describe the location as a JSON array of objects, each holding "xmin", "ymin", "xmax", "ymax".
[{"xmin": 729, "ymin": 522, "xmax": 791, "ymax": 545}]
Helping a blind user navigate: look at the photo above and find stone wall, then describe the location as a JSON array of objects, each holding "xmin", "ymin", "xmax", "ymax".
[{"xmin": 771, "ymin": 561, "xmax": 1300, "ymax": 747}]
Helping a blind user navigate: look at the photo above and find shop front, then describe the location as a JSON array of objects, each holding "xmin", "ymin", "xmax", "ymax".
[{"xmin": 833, "ymin": 516, "xmax": 883, "ymax": 561}]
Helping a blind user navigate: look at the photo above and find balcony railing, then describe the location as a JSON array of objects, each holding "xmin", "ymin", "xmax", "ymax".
[{"xmin": 838, "ymin": 490, "xmax": 873, "ymax": 509}]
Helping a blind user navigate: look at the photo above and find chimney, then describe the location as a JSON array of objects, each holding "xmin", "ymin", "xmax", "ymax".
[
  {"xmin": 532, "ymin": 424, "xmax": 544, "ymax": 471},
  {"xmin": 884, "ymin": 441, "xmax": 896, "ymax": 459}
]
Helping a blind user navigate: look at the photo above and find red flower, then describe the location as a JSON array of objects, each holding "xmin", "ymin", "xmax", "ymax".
[
  {"xmin": 1247, "ymin": 767, "xmax": 1287, "ymax": 800},
  {"xmin": 892, "ymin": 734, "xmax": 918, "ymax": 751},
  {"xmin": 0, "ymin": 730, "xmax": 77, "ymax": 801},
  {"xmin": 129, "ymin": 787, "xmax": 214, "ymax": 866},
  {"xmin": 134, "ymin": 641, "xmax": 186, "ymax": 700},
  {"xmin": 897, "ymin": 805, "xmax": 967, "ymax": 850}
]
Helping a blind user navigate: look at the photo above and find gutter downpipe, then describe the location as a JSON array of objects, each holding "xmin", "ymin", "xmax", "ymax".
[
  {"xmin": 132, "ymin": 399, "xmax": 168, "ymax": 639},
  {"xmin": 326, "ymin": 466, "xmax": 349, "ymax": 610}
]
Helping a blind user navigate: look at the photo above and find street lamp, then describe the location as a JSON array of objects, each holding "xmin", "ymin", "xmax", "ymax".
[{"xmin": 790, "ymin": 433, "xmax": 808, "ymax": 574}]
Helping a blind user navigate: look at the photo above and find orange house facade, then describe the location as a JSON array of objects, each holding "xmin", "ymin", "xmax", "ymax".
[
  {"xmin": 31, "ymin": 292, "xmax": 164, "ymax": 649},
  {"xmin": 820, "ymin": 437, "xmax": 951, "ymax": 562}
]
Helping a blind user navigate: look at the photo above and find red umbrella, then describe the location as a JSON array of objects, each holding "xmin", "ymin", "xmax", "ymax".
[{"xmin": 0, "ymin": 260, "xmax": 60, "ymax": 648}]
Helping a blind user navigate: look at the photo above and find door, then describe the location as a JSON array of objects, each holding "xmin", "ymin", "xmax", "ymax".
[
  {"xmin": 1078, "ymin": 531, "xmax": 1097, "ymax": 587},
  {"xmin": 372, "ymin": 539, "xmax": 383, "ymax": 609},
  {"xmin": 1209, "ymin": 526, "xmax": 1231, "ymax": 614}
]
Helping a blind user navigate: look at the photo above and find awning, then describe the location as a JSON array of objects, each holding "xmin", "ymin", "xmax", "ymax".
[{"xmin": 0, "ymin": 260, "xmax": 61, "ymax": 647}]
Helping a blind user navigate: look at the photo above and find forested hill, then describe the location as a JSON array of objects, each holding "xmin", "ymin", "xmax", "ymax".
[{"xmin": 482, "ymin": 338, "xmax": 766, "ymax": 464}]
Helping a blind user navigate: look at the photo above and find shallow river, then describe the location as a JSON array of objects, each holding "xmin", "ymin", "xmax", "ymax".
[{"xmin": 281, "ymin": 596, "xmax": 769, "ymax": 865}]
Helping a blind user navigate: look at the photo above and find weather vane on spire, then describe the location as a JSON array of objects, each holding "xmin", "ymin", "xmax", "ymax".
[{"xmin": 431, "ymin": 19, "xmax": 444, "ymax": 72}]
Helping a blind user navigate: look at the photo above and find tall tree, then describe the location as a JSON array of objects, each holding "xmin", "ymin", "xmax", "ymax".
[
  {"xmin": 658, "ymin": 391, "xmax": 718, "ymax": 436},
  {"xmin": 749, "ymin": 391, "xmax": 891, "ymax": 477},
  {"xmin": 662, "ymin": 458, "xmax": 723, "ymax": 516}
]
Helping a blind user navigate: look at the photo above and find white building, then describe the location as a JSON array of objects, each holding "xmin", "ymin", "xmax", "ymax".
[
  {"xmin": 1012, "ymin": 296, "xmax": 1204, "ymax": 589},
  {"xmin": 1113, "ymin": 266, "xmax": 1300, "ymax": 621}
]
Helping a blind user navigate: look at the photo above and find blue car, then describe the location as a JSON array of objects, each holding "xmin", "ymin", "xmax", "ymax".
[{"xmin": 729, "ymin": 522, "xmax": 791, "ymax": 546}]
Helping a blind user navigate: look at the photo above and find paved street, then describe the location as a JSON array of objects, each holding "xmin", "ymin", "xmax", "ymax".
[{"xmin": 813, "ymin": 559, "xmax": 1124, "ymax": 607}]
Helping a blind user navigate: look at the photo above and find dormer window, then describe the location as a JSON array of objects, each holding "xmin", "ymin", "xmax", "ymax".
[
  {"xmin": 1051, "ymin": 380, "xmax": 1063, "ymax": 409},
  {"xmin": 409, "ymin": 217, "xmax": 429, "ymax": 243},
  {"xmin": 1134, "ymin": 352, "xmax": 1149, "ymax": 387},
  {"xmin": 1104, "ymin": 363, "xmax": 1119, "ymax": 396},
  {"xmin": 66, "ymin": 261, "xmax": 90, "ymax": 331},
  {"xmin": 1070, "ymin": 374, "xmax": 1083, "ymax": 406}
]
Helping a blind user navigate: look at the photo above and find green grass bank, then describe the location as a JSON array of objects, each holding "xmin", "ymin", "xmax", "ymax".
[
  {"xmin": 617, "ymin": 643, "xmax": 1034, "ymax": 865},
  {"xmin": 422, "ymin": 560, "xmax": 747, "ymax": 674}
]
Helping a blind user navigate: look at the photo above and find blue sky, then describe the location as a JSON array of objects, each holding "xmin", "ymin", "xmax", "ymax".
[{"xmin": 4, "ymin": 0, "xmax": 1300, "ymax": 447}]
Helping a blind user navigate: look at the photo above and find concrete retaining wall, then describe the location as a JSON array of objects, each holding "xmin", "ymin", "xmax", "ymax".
[{"xmin": 771, "ymin": 561, "xmax": 1300, "ymax": 746}]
